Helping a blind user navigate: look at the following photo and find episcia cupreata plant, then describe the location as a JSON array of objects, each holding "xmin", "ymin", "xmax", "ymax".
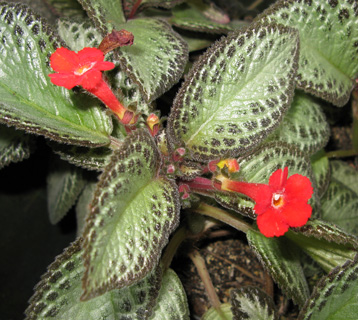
[{"xmin": 1, "ymin": 0, "xmax": 358, "ymax": 318}]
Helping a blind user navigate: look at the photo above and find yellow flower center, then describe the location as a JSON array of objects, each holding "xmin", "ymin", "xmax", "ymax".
[
  {"xmin": 272, "ymin": 193, "xmax": 284, "ymax": 208},
  {"xmin": 75, "ymin": 62, "xmax": 96, "ymax": 75}
]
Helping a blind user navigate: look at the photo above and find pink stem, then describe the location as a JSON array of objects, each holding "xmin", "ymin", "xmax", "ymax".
[{"xmin": 185, "ymin": 177, "xmax": 216, "ymax": 191}]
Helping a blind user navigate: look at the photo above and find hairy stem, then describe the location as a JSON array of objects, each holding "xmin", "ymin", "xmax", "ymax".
[{"xmin": 193, "ymin": 202, "xmax": 252, "ymax": 234}]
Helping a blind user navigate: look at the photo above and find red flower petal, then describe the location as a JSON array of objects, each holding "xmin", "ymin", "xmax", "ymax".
[
  {"xmin": 48, "ymin": 73, "xmax": 80, "ymax": 89},
  {"xmin": 252, "ymin": 184, "xmax": 272, "ymax": 214},
  {"xmin": 78, "ymin": 70, "xmax": 103, "ymax": 90},
  {"xmin": 285, "ymin": 174, "xmax": 313, "ymax": 202},
  {"xmin": 281, "ymin": 201, "xmax": 312, "ymax": 227},
  {"xmin": 96, "ymin": 61, "xmax": 116, "ymax": 71},
  {"xmin": 77, "ymin": 47, "xmax": 105, "ymax": 66},
  {"xmin": 268, "ymin": 167, "xmax": 288, "ymax": 190},
  {"xmin": 50, "ymin": 47, "xmax": 79, "ymax": 73},
  {"xmin": 256, "ymin": 209, "xmax": 289, "ymax": 237}
]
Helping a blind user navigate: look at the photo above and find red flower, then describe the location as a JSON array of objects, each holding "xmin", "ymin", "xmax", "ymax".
[
  {"xmin": 48, "ymin": 47, "xmax": 136, "ymax": 125},
  {"xmin": 216, "ymin": 167, "xmax": 313, "ymax": 237}
]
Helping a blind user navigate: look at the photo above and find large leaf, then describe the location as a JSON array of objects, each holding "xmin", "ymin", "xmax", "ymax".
[
  {"xmin": 247, "ymin": 229, "xmax": 310, "ymax": 306},
  {"xmin": 45, "ymin": 0, "xmax": 86, "ymax": 18},
  {"xmin": 77, "ymin": 0, "xmax": 125, "ymax": 34},
  {"xmin": 231, "ymin": 287, "xmax": 277, "ymax": 320},
  {"xmin": 320, "ymin": 179, "xmax": 358, "ymax": 235},
  {"xmin": 0, "ymin": 125, "xmax": 34, "ymax": 169},
  {"xmin": 0, "ymin": 3, "xmax": 113, "ymax": 147},
  {"xmin": 287, "ymin": 219, "xmax": 358, "ymax": 272},
  {"xmin": 114, "ymin": 18, "xmax": 188, "ymax": 103},
  {"xmin": 47, "ymin": 158, "xmax": 86, "ymax": 225},
  {"xmin": 149, "ymin": 268, "xmax": 190, "ymax": 320},
  {"xmin": 267, "ymin": 91, "xmax": 330, "ymax": 155},
  {"xmin": 310, "ymin": 150, "xmax": 330, "ymax": 199},
  {"xmin": 25, "ymin": 238, "xmax": 163, "ymax": 320},
  {"xmin": 82, "ymin": 129, "xmax": 180, "ymax": 300},
  {"xmin": 298, "ymin": 254, "xmax": 358, "ymax": 320},
  {"xmin": 76, "ymin": 181, "xmax": 97, "ymax": 236},
  {"xmin": 256, "ymin": 0, "xmax": 358, "ymax": 106},
  {"xmin": 201, "ymin": 304, "xmax": 233, "ymax": 320},
  {"xmin": 330, "ymin": 160, "xmax": 358, "ymax": 195},
  {"xmin": 168, "ymin": 22, "xmax": 299, "ymax": 161}
]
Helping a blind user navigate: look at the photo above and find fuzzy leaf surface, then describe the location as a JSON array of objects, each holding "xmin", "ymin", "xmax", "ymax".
[
  {"xmin": 0, "ymin": 3, "xmax": 113, "ymax": 147},
  {"xmin": 231, "ymin": 287, "xmax": 277, "ymax": 320},
  {"xmin": 76, "ymin": 182, "xmax": 97, "ymax": 236},
  {"xmin": 123, "ymin": 0, "xmax": 184, "ymax": 18},
  {"xmin": 267, "ymin": 91, "xmax": 330, "ymax": 155},
  {"xmin": 257, "ymin": 0, "xmax": 358, "ymax": 106},
  {"xmin": 45, "ymin": 0, "xmax": 86, "ymax": 18},
  {"xmin": 247, "ymin": 229, "xmax": 310, "ymax": 306},
  {"xmin": 47, "ymin": 159, "xmax": 85, "ymax": 224},
  {"xmin": 25, "ymin": 238, "xmax": 163, "ymax": 320},
  {"xmin": 149, "ymin": 268, "xmax": 190, "ymax": 320},
  {"xmin": 330, "ymin": 160, "xmax": 358, "ymax": 195},
  {"xmin": 0, "ymin": 125, "xmax": 33, "ymax": 169},
  {"xmin": 77, "ymin": 0, "xmax": 125, "ymax": 34},
  {"xmin": 310, "ymin": 150, "xmax": 330, "ymax": 199},
  {"xmin": 320, "ymin": 179, "xmax": 358, "ymax": 235},
  {"xmin": 201, "ymin": 304, "xmax": 233, "ymax": 320},
  {"xmin": 298, "ymin": 255, "xmax": 358, "ymax": 320},
  {"xmin": 168, "ymin": 23, "xmax": 298, "ymax": 161},
  {"xmin": 115, "ymin": 18, "xmax": 188, "ymax": 103},
  {"xmin": 82, "ymin": 129, "xmax": 180, "ymax": 300},
  {"xmin": 287, "ymin": 219, "xmax": 358, "ymax": 272}
]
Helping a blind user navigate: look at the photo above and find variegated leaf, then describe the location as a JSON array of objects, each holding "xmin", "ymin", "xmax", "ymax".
[
  {"xmin": 256, "ymin": 0, "xmax": 358, "ymax": 106},
  {"xmin": 310, "ymin": 150, "xmax": 330, "ymax": 199},
  {"xmin": 330, "ymin": 160, "xmax": 358, "ymax": 195},
  {"xmin": 201, "ymin": 303, "xmax": 233, "ymax": 320},
  {"xmin": 168, "ymin": 23, "xmax": 299, "ymax": 161},
  {"xmin": 0, "ymin": 3, "xmax": 113, "ymax": 147},
  {"xmin": 82, "ymin": 129, "xmax": 180, "ymax": 300},
  {"xmin": 123, "ymin": 0, "xmax": 184, "ymax": 18}
]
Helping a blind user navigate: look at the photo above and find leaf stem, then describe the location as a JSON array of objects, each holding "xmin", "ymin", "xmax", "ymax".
[
  {"xmin": 193, "ymin": 202, "xmax": 252, "ymax": 234},
  {"xmin": 161, "ymin": 226, "xmax": 187, "ymax": 271},
  {"xmin": 109, "ymin": 136, "xmax": 123, "ymax": 149},
  {"xmin": 325, "ymin": 149, "xmax": 358, "ymax": 158},
  {"xmin": 129, "ymin": 0, "xmax": 142, "ymax": 19}
]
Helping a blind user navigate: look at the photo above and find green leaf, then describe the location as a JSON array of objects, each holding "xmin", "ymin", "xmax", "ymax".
[
  {"xmin": 47, "ymin": 158, "xmax": 86, "ymax": 225},
  {"xmin": 256, "ymin": 0, "xmax": 358, "ymax": 106},
  {"xmin": 201, "ymin": 303, "xmax": 233, "ymax": 320},
  {"xmin": 77, "ymin": 0, "xmax": 125, "ymax": 34},
  {"xmin": 171, "ymin": 2, "xmax": 233, "ymax": 34},
  {"xmin": 298, "ymin": 254, "xmax": 358, "ymax": 320},
  {"xmin": 25, "ymin": 238, "xmax": 163, "ymax": 320},
  {"xmin": 0, "ymin": 125, "xmax": 34, "ymax": 169},
  {"xmin": 168, "ymin": 22, "xmax": 299, "ymax": 161},
  {"xmin": 0, "ymin": 3, "xmax": 113, "ymax": 147},
  {"xmin": 57, "ymin": 19, "xmax": 102, "ymax": 51},
  {"xmin": 287, "ymin": 219, "xmax": 358, "ymax": 272},
  {"xmin": 231, "ymin": 287, "xmax": 278, "ymax": 320},
  {"xmin": 76, "ymin": 181, "xmax": 97, "ymax": 236},
  {"xmin": 114, "ymin": 18, "xmax": 188, "ymax": 103},
  {"xmin": 247, "ymin": 229, "xmax": 310, "ymax": 306},
  {"xmin": 44, "ymin": 0, "xmax": 86, "ymax": 18},
  {"xmin": 82, "ymin": 129, "xmax": 180, "ymax": 300},
  {"xmin": 123, "ymin": 0, "xmax": 184, "ymax": 18},
  {"xmin": 149, "ymin": 268, "xmax": 190, "ymax": 320},
  {"xmin": 215, "ymin": 141, "xmax": 317, "ymax": 219},
  {"xmin": 267, "ymin": 91, "xmax": 330, "ymax": 155},
  {"xmin": 320, "ymin": 179, "xmax": 358, "ymax": 235},
  {"xmin": 310, "ymin": 150, "xmax": 330, "ymax": 199},
  {"xmin": 330, "ymin": 160, "xmax": 358, "ymax": 195}
]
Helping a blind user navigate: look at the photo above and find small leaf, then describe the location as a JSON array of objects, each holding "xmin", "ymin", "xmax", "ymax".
[
  {"xmin": 310, "ymin": 150, "xmax": 330, "ymax": 199},
  {"xmin": 149, "ymin": 268, "xmax": 190, "ymax": 320},
  {"xmin": 0, "ymin": 3, "xmax": 113, "ymax": 147},
  {"xmin": 114, "ymin": 18, "xmax": 188, "ymax": 103},
  {"xmin": 298, "ymin": 254, "xmax": 358, "ymax": 320},
  {"xmin": 330, "ymin": 160, "xmax": 358, "ymax": 195},
  {"xmin": 57, "ymin": 19, "xmax": 102, "ymax": 51},
  {"xmin": 82, "ymin": 129, "xmax": 180, "ymax": 300},
  {"xmin": 256, "ymin": 0, "xmax": 358, "ymax": 106},
  {"xmin": 47, "ymin": 158, "xmax": 86, "ymax": 224},
  {"xmin": 25, "ymin": 238, "xmax": 163, "ymax": 320},
  {"xmin": 287, "ymin": 219, "xmax": 358, "ymax": 272},
  {"xmin": 202, "ymin": 303, "xmax": 233, "ymax": 320},
  {"xmin": 171, "ymin": 2, "xmax": 233, "ymax": 34},
  {"xmin": 168, "ymin": 22, "xmax": 299, "ymax": 161},
  {"xmin": 267, "ymin": 91, "xmax": 330, "ymax": 155},
  {"xmin": 44, "ymin": 0, "xmax": 86, "ymax": 18},
  {"xmin": 247, "ymin": 229, "xmax": 310, "ymax": 306},
  {"xmin": 320, "ymin": 179, "xmax": 358, "ymax": 235},
  {"xmin": 231, "ymin": 287, "xmax": 278, "ymax": 320},
  {"xmin": 0, "ymin": 125, "xmax": 34, "ymax": 169},
  {"xmin": 77, "ymin": 0, "xmax": 125, "ymax": 34}
]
